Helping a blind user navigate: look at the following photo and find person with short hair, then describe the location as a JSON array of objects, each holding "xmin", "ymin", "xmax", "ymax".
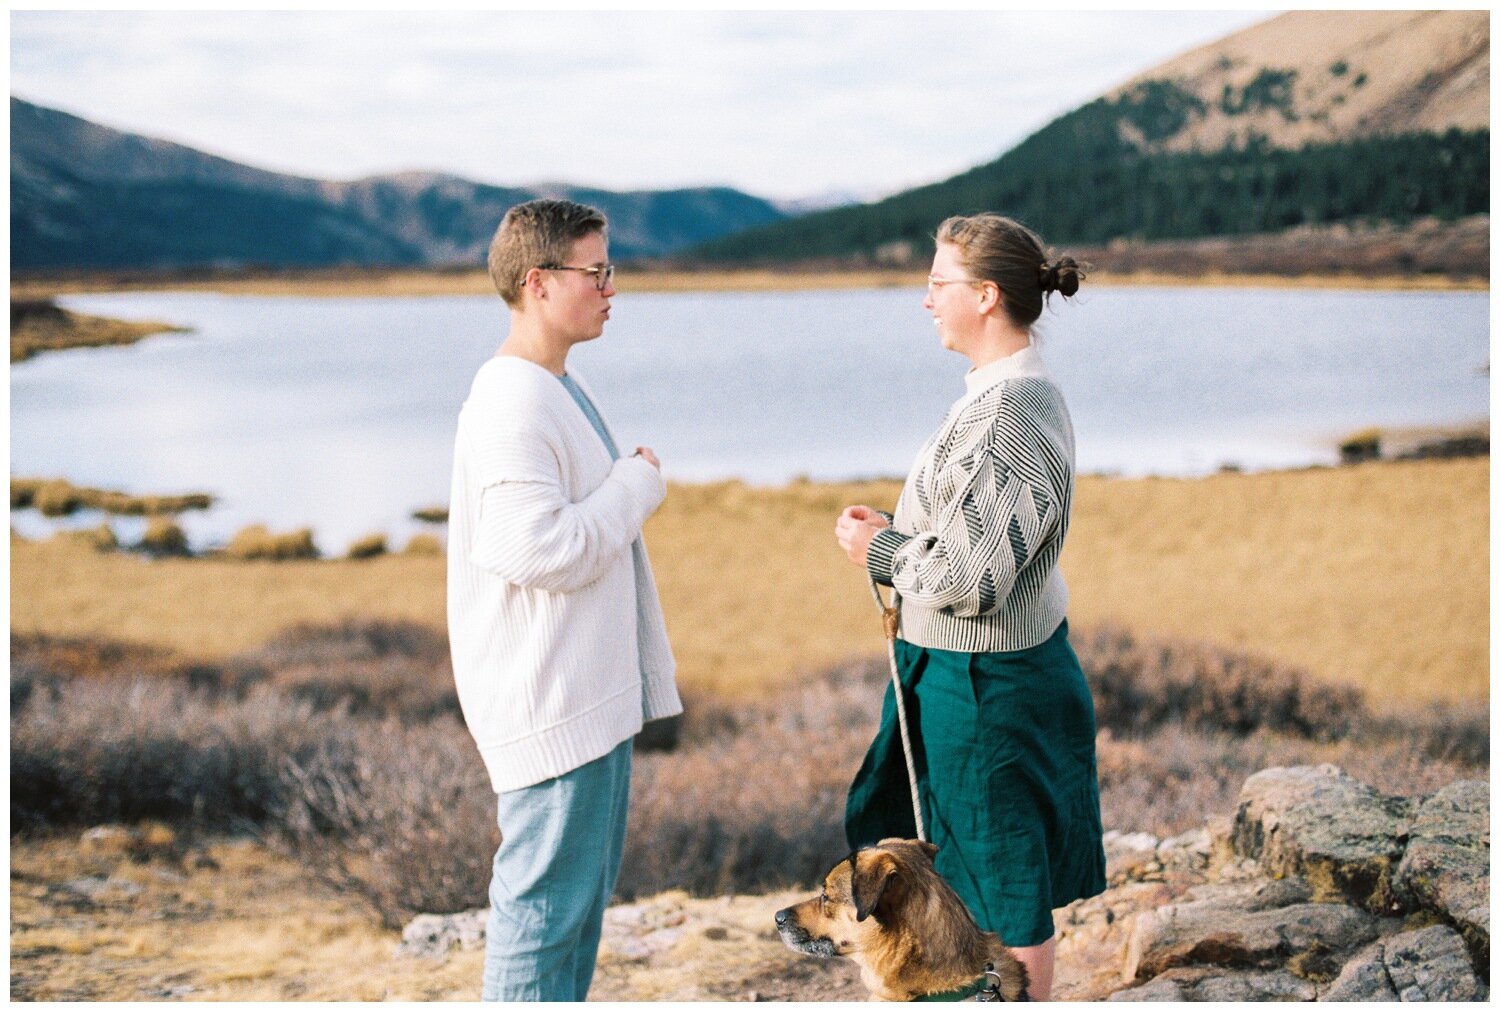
[
  {"xmin": 835, "ymin": 213, "xmax": 1105, "ymax": 1001},
  {"xmin": 448, "ymin": 198, "xmax": 681, "ymax": 1001}
]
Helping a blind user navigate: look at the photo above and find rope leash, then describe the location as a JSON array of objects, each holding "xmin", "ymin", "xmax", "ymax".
[{"xmin": 868, "ymin": 574, "xmax": 927, "ymax": 844}]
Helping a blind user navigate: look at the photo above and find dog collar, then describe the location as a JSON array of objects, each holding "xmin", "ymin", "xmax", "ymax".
[
  {"xmin": 913, "ymin": 966, "xmax": 1010, "ymax": 1002},
  {"xmin": 913, "ymin": 976, "xmax": 989, "ymax": 1001}
]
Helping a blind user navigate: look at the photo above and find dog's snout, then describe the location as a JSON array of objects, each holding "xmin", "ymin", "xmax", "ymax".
[{"xmin": 775, "ymin": 907, "xmax": 791, "ymax": 927}]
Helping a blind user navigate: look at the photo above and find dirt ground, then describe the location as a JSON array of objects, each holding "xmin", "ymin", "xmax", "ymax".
[
  {"xmin": 11, "ymin": 828, "xmax": 1140, "ymax": 1002},
  {"xmin": 8, "ymin": 831, "xmax": 868, "ymax": 1002}
]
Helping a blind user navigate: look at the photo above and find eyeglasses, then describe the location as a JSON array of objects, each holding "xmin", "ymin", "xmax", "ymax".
[
  {"xmin": 926, "ymin": 274, "xmax": 983, "ymax": 291},
  {"xmin": 537, "ymin": 263, "xmax": 615, "ymax": 292}
]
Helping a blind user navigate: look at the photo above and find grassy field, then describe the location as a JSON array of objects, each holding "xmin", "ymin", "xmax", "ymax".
[
  {"xmin": 11, "ymin": 458, "xmax": 1486, "ymax": 1001},
  {"xmin": 11, "ymin": 457, "xmax": 1487, "ymax": 704}
]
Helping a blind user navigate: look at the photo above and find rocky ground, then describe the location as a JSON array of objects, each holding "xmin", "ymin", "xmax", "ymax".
[
  {"xmin": 12, "ymin": 765, "xmax": 1487, "ymax": 1001},
  {"xmin": 404, "ymin": 764, "xmax": 1488, "ymax": 1002}
]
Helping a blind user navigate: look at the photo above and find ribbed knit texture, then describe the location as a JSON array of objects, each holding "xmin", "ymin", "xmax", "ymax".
[
  {"xmin": 448, "ymin": 356, "xmax": 681, "ymax": 793},
  {"xmin": 866, "ymin": 345, "xmax": 1074, "ymax": 652}
]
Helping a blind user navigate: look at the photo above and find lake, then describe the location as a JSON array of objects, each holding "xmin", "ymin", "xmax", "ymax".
[{"xmin": 10, "ymin": 285, "xmax": 1489, "ymax": 553}]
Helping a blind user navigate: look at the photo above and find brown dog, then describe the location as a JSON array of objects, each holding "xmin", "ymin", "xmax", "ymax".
[{"xmin": 775, "ymin": 838, "xmax": 1031, "ymax": 1001}]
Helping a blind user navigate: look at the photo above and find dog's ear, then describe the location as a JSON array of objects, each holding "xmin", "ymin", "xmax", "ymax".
[
  {"xmin": 916, "ymin": 840, "xmax": 939, "ymax": 860},
  {"xmin": 850, "ymin": 850, "xmax": 901, "ymax": 923}
]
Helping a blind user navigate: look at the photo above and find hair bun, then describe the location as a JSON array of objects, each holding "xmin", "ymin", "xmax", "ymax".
[{"xmin": 1039, "ymin": 256, "xmax": 1083, "ymax": 297}]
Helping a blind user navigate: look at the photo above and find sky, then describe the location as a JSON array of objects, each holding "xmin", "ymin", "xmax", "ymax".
[{"xmin": 11, "ymin": 10, "xmax": 1273, "ymax": 204}]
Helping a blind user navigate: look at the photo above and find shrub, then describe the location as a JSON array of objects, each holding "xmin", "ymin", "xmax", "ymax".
[
  {"xmin": 243, "ymin": 619, "xmax": 457, "ymax": 722},
  {"xmin": 33, "ymin": 479, "xmax": 82, "ymax": 517},
  {"xmin": 11, "ymin": 477, "xmax": 212, "ymax": 516},
  {"xmin": 226, "ymin": 524, "xmax": 319, "ymax": 560},
  {"xmin": 10, "ymin": 624, "xmax": 1485, "ymax": 930},
  {"xmin": 11, "ymin": 631, "xmax": 184, "ymax": 681},
  {"xmin": 139, "ymin": 517, "xmax": 190, "ymax": 556},
  {"xmin": 10, "ymin": 676, "xmax": 339, "ymax": 832},
  {"xmin": 249, "ymin": 619, "xmax": 450, "ymax": 668},
  {"xmin": 346, "ymin": 533, "xmax": 387, "ymax": 560},
  {"xmin": 49, "ymin": 522, "xmax": 119, "ymax": 552},
  {"xmin": 271, "ymin": 722, "xmax": 497, "ymax": 929},
  {"xmin": 1338, "ymin": 428, "xmax": 1382, "ymax": 464},
  {"xmin": 402, "ymin": 533, "xmax": 444, "ymax": 556},
  {"xmin": 411, "ymin": 506, "xmax": 449, "ymax": 524},
  {"xmin": 1074, "ymin": 625, "xmax": 1365, "ymax": 740},
  {"xmin": 226, "ymin": 524, "xmax": 272, "ymax": 558},
  {"xmin": 11, "ymin": 477, "xmax": 44, "ymax": 509}
]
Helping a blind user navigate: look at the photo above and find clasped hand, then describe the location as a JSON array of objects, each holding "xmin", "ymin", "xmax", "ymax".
[{"xmin": 835, "ymin": 504, "xmax": 888, "ymax": 567}]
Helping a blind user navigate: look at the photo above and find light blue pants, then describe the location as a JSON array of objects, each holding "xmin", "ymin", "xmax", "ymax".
[{"xmin": 482, "ymin": 738, "xmax": 632, "ymax": 1001}]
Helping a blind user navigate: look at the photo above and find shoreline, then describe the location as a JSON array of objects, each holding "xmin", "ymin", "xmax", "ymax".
[
  {"xmin": 12, "ymin": 266, "xmax": 1489, "ymax": 300},
  {"xmin": 10, "ymin": 299, "xmax": 188, "ymax": 362}
]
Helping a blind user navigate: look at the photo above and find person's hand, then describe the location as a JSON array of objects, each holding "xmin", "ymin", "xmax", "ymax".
[
  {"xmin": 634, "ymin": 446, "xmax": 661, "ymax": 470},
  {"xmin": 839, "ymin": 505, "xmax": 889, "ymax": 530},
  {"xmin": 835, "ymin": 505, "xmax": 886, "ymax": 567}
]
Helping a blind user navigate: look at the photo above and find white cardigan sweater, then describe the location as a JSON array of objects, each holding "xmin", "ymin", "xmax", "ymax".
[{"xmin": 447, "ymin": 356, "xmax": 681, "ymax": 793}]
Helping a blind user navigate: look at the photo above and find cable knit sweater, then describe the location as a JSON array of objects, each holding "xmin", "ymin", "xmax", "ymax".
[
  {"xmin": 447, "ymin": 356, "xmax": 681, "ymax": 793},
  {"xmin": 865, "ymin": 344, "xmax": 1074, "ymax": 652}
]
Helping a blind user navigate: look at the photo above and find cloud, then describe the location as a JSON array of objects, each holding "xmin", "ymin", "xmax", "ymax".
[{"xmin": 11, "ymin": 10, "xmax": 1270, "ymax": 199}]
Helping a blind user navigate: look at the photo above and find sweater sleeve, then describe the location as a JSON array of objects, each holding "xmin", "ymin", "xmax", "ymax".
[
  {"xmin": 865, "ymin": 436, "xmax": 1057, "ymax": 618},
  {"xmin": 467, "ymin": 423, "xmax": 666, "ymax": 594}
]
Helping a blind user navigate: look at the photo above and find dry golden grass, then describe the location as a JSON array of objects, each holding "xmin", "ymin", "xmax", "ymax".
[
  {"xmin": 12, "ymin": 475, "xmax": 213, "ymax": 516},
  {"xmin": 1061, "ymin": 458, "xmax": 1488, "ymax": 704},
  {"xmin": 10, "ymin": 268, "xmax": 929, "ymax": 299},
  {"xmin": 9, "ymin": 836, "xmax": 485, "ymax": 1001},
  {"xmin": 12, "ymin": 265, "xmax": 1484, "ymax": 301},
  {"xmin": 10, "ymin": 300, "xmax": 187, "ymax": 361},
  {"xmin": 10, "ymin": 543, "xmax": 445, "ymax": 656},
  {"xmin": 1088, "ymin": 270, "xmax": 1488, "ymax": 292},
  {"xmin": 9, "ymin": 458, "xmax": 1487, "ymax": 704}
]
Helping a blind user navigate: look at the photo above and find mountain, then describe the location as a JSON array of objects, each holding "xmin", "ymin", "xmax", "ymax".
[
  {"xmin": 1109, "ymin": 9, "xmax": 1488, "ymax": 153},
  {"xmin": 689, "ymin": 10, "xmax": 1489, "ymax": 265},
  {"xmin": 10, "ymin": 97, "xmax": 787, "ymax": 271}
]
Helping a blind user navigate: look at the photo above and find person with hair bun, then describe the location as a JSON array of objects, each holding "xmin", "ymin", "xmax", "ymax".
[{"xmin": 835, "ymin": 213, "xmax": 1103, "ymax": 1000}]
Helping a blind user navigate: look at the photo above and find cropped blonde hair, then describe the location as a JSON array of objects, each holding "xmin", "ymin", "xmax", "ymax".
[{"xmin": 488, "ymin": 199, "xmax": 608, "ymax": 308}]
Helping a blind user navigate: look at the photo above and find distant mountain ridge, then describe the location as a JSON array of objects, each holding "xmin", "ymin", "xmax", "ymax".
[
  {"xmin": 691, "ymin": 10, "xmax": 1489, "ymax": 265},
  {"xmin": 10, "ymin": 97, "xmax": 787, "ymax": 271}
]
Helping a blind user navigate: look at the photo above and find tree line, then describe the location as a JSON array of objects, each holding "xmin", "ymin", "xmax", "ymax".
[{"xmin": 690, "ymin": 118, "xmax": 1489, "ymax": 264}]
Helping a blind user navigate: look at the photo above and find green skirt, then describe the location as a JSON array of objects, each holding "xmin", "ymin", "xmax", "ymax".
[{"xmin": 845, "ymin": 619, "xmax": 1106, "ymax": 948}]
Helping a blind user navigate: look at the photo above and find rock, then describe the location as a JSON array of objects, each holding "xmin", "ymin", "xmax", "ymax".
[
  {"xmin": 1394, "ymin": 780, "xmax": 1489, "ymax": 962},
  {"xmin": 397, "ymin": 908, "xmax": 487, "ymax": 958},
  {"xmin": 1111, "ymin": 965, "xmax": 1318, "ymax": 1001},
  {"xmin": 64, "ymin": 875, "xmax": 142, "ymax": 901},
  {"xmin": 80, "ymin": 826, "xmax": 134, "ymax": 856},
  {"xmin": 1320, "ymin": 939, "xmax": 1397, "ymax": 1000},
  {"xmin": 1107, "ymin": 966, "xmax": 1223, "ymax": 1001},
  {"xmin": 1107, "ymin": 975, "xmax": 1189, "ymax": 1001},
  {"xmin": 1193, "ymin": 968, "xmax": 1317, "ymax": 1001},
  {"xmin": 1158, "ymin": 828, "xmax": 1213, "ymax": 876},
  {"xmin": 1104, "ymin": 830, "xmax": 1161, "ymax": 883},
  {"xmin": 1231, "ymin": 765, "xmax": 1410, "ymax": 912},
  {"xmin": 1322, "ymin": 924, "xmax": 1483, "ymax": 1002},
  {"xmin": 601, "ymin": 893, "xmax": 690, "ymax": 960},
  {"xmin": 78, "ymin": 822, "xmax": 178, "ymax": 862},
  {"xmin": 1383, "ymin": 924, "xmax": 1485, "ymax": 1001},
  {"xmin": 1124, "ymin": 898, "xmax": 1380, "ymax": 983}
]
